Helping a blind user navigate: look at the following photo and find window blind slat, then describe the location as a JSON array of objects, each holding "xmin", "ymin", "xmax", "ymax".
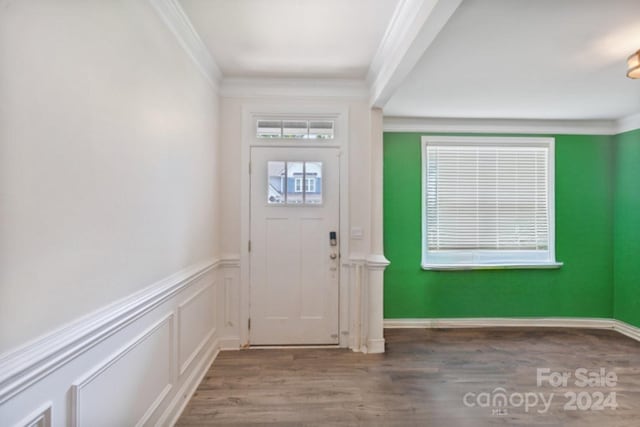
[{"xmin": 425, "ymin": 145, "xmax": 549, "ymax": 252}]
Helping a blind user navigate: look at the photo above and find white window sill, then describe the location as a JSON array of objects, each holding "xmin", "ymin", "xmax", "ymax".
[{"xmin": 421, "ymin": 262, "xmax": 564, "ymax": 271}]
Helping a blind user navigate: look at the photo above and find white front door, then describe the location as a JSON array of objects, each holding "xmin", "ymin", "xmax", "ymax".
[{"xmin": 250, "ymin": 146, "xmax": 340, "ymax": 345}]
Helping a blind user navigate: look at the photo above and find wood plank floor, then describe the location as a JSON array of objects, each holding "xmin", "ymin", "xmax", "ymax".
[{"xmin": 176, "ymin": 328, "xmax": 640, "ymax": 426}]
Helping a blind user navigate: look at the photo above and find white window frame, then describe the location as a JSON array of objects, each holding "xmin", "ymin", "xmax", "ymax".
[
  {"xmin": 305, "ymin": 177, "xmax": 316, "ymax": 193},
  {"xmin": 421, "ymin": 136, "xmax": 563, "ymax": 270},
  {"xmin": 292, "ymin": 177, "xmax": 316, "ymax": 194},
  {"xmin": 256, "ymin": 119, "xmax": 335, "ymax": 140}
]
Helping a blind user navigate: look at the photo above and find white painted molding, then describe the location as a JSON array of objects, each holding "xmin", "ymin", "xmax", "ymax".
[
  {"xmin": 342, "ymin": 256, "xmax": 366, "ymax": 267},
  {"xmin": 239, "ymin": 104, "xmax": 352, "ymax": 350},
  {"xmin": 367, "ymin": 0, "xmax": 420, "ymax": 85},
  {"xmin": 365, "ymin": 254, "xmax": 391, "ymax": 269},
  {"xmin": 383, "ymin": 317, "xmax": 640, "ymax": 344},
  {"xmin": 148, "ymin": 0, "xmax": 221, "ymax": 88},
  {"xmin": 616, "ymin": 112, "xmax": 640, "ymax": 134},
  {"xmin": 70, "ymin": 313, "xmax": 175, "ymax": 427},
  {"xmin": 218, "ymin": 337, "xmax": 241, "ymax": 350},
  {"xmin": 383, "ymin": 116, "xmax": 619, "ymax": 135},
  {"xmin": 365, "ymin": 107, "xmax": 388, "ymax": 359},
  {"xmin": 365, "ymin": 339, "xmax": 386, "ymax": 354},
  {"xmin": 0, "ymin": 259, "xmax": 216, "ymax": 405},
  {"xmin": 12, "ymin": 402, "xmax": 52, "ymax": 427},
  {"xmin": 159, "ymin": 340, "xmax": 220, "ymax": 426},
  {"xmin": 342, "ymin": 260, "xmax": 366, "ymax": 352},
  {"xmin": 218, "ymin": 256, "xmax": 241, "ymax": 269},
  {"xmin": 177, "ymin": 283, "xmax": 216, "ymax": 376},
  {"xmin": 612, "ymin": 319, "xmax": 640, "ymax": 342},
  {"xmin": 384, "ymin": 317, "xmax": 617, "ymax": 329},
  {"xmin": 220, "ymin": 77, "xmax": 369, "ymax": 99},
  {"xmin": 368, "ymin": 0, "xmax": 463, "ymax": 107}
]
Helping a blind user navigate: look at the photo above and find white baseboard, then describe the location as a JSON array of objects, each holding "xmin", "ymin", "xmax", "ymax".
[
  {"xmin": 161, "ymin": 339, "xmax": 220, "ymax": 426},
  {"xmin": 365, "ymin": 338, "xmax": 386, "ymax": 354},
  {"xmin": 218, "ymin": 337, "xmax": 241, "ymax": 350},
  {"xmin": 383, "ymin": 317, "xmax": 640, "ymax": 343},
  {"xmin": 612, "ymin": 319, "xmax": 640, "ymax": 342},
  {"xmin": 0, "ymin": 258, "xmax": 242, "ymax": 426}
]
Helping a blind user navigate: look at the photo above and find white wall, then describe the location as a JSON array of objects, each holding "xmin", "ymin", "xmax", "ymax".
[
  {"xmin": 0, "ymin": 0, "xmax": 220, "ymax": 353},
  {"xmin": 0, "ymin": 1, "xmax": 236, "ymax": 425}
]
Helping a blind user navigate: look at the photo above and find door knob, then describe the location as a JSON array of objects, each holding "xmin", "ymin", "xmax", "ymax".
[{"xmin": 330, "ymin": 253, "xmax": 337, "ymax": 260}]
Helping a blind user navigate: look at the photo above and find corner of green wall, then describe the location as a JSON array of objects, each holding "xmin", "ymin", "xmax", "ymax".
[{"xmin": 613, "ymin": 128, "xmax": 640, "ymax": 328}]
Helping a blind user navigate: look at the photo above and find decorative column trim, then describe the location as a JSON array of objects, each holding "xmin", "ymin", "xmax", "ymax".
[
  {"xmin": 365, "ymin": 107, "xmax": 389, "ymax": 354},
  {"xmin": 365, "ymin": 254, "xmax": 391, "ymax": 269}
]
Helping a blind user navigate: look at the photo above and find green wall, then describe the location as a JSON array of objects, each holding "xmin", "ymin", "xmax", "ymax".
[
  {"xmin": 613, "ymin": 128, "xmax": 640, "ymax": 328},
  {"xmin": 383, "ymin": 133, "xmax": 614, "ymax": 319}
]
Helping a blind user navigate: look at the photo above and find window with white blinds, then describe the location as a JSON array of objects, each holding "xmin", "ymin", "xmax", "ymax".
[{"xmin": 421, "ymin": 136, "xmax": 560, "ymax": 269}]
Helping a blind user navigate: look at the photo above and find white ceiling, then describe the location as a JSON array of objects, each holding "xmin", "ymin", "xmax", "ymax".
[
  {"xmin": 384, "ymin": 0, "xmax": 640, "ymax": 120},
  {"xmin": 177, "ymin": 0, "xmax": 640, "ymax": 121},
  {"xmin": 179, "ymin": 0, "xmax": 401, "ymax": 79}
]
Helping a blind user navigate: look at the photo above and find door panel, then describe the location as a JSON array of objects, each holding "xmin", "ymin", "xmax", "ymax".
[{"xmin": 250, "ymin": 147, "xmax": 340, "ymax": 345}]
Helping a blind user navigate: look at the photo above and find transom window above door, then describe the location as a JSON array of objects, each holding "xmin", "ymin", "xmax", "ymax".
[
  {"xmin": 267, "ymin": 161, "xmax": 323, "ymax": 205},
  {"xmin": 257, "ymin": 119, "xmax": 334, "ymax": 140}
]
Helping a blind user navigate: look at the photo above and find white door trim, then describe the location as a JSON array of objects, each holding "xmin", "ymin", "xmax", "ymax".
[{"xmin": 240, "ymin": 104, "xmax": 351, "ymax": 348}]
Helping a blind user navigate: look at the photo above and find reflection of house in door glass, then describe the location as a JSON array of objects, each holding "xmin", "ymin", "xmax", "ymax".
[{"xmin": 267, "ymin": 161, "xmax": 323, "ymax": 205}]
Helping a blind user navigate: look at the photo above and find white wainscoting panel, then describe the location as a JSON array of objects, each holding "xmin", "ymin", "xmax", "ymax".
[
  {"xmin": 224, "ymin": 277, "xmax": 233, "ymax": 328},
  {"xmin": 341, "ymin": 258, "xmax": 371, "ymax": 353},
  {"xmin": 217, "ymin": 258, "xmax": 241, "ymax": 350},
  {"xmin": 0, "ymin": 260, "xmax": 233, "ymax": 426},
  {"xmin": 71, "ymin": 314, "xmax": 174, "ymax": 427},
  {"xmin": 178, "ymin": 281, "xmax": 217, "ymax": 375},
  {"xmin": 12, "ymin": 402, "xmax": 52, "ymax": 427}
]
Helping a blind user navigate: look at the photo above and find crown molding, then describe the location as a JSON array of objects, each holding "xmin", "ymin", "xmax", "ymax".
[
  {"xmin": 383, "ymin": 116, "xmax": 619, "ymax": 135},
  {"xmin": 616, "ymin": 112, "xmax": 640, "ymax": 134},
  {"xmin": 148, "ymin": 0, "xmax": 221, "ymax": 89},
  {"xmin": 367, "ymin": 0, "xmax": 462, "ymax": 108},
  {"xmin": 220, "ymin": 77, "xmax": 369, "ymax": 99},
  {"xmin": 367, "ymin": 0, "xmax": 420, "ymax": 82}
]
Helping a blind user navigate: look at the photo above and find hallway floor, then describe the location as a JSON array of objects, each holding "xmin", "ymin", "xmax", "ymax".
[{"xmin": 176, "ymin": 328, "xmax": 640, "ymax": 426}]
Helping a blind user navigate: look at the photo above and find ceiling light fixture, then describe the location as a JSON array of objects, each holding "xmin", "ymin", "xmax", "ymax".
[{"xmin": 628, "ymin": 49, "xmax": 640, "ymax": 78}]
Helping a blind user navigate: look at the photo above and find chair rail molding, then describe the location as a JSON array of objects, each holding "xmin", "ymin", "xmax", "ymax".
[{"xmin": 0, "ymin": 258, "xmax": 238, "ymax": 426}]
